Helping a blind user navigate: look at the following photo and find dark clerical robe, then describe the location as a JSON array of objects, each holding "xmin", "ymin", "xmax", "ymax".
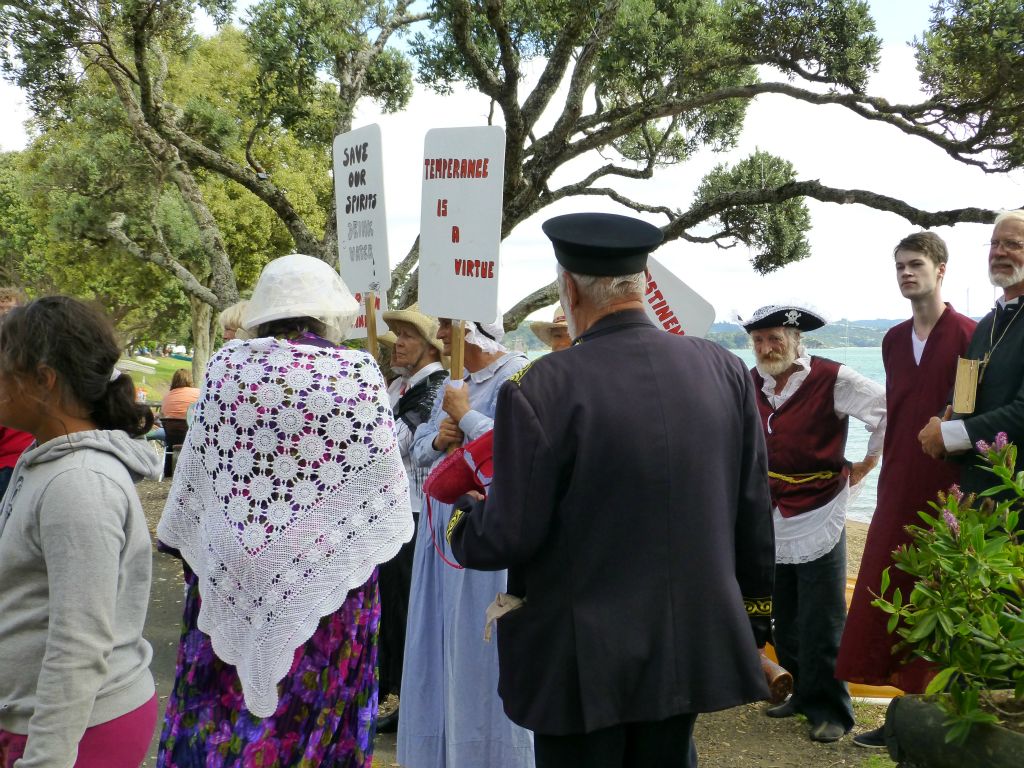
[
  {"xmin": 955, "ymin": 301, "xmax": 1024, "ymax": 494},
  {"xmin": 449, "ymin": 310, "xmax": 775, "ymax": 736},
  {"xmin": 836, "ymin": 305, "xmax": 975, "ymax": 691}
]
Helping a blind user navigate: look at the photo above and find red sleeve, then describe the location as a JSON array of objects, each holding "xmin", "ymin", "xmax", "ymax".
[{"xmin": 0, "ymin": 427, "xmax": 34, "ymax": 468}]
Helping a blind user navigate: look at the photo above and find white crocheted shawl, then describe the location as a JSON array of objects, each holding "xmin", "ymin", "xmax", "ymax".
[{"xmin": 157, "ymin": 337, "xmax": 413, "ymax": 717}]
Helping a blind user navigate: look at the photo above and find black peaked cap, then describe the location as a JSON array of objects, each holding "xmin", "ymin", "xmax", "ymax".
[{"xmin": 542, "ymin": 213, "xmax": 664, "ymax": 276}]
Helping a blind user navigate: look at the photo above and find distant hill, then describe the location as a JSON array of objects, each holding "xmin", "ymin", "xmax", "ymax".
[
  {"xmin": 709, "ymin": 319, "xmax": 904, "ymax": 349},
  {"xmin": 507, "ymin": 317, "xmax": 915, "ymax": 351}
]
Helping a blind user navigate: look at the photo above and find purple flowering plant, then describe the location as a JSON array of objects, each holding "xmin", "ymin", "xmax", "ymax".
[{"xmin": 873, "ymin": 433, "xmax": 1024, "ymax": 743}]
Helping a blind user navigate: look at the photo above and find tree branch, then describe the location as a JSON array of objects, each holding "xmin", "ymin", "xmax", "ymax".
[
  {"xmin": 663, "ymin": 180, "xmax": 1002, "ymax": 241},
  {"xmin": 503, "ymin": 281, "xmax": 559, "ymax": 331},
  {"xmin": 446, "ymin": 0, "xmax": 504, "ymax": 101},
  {"xmin": 106, "ymin": 213, "xmax": 220, "ymax": 306},
  {"xmin": 564, "ymin": 81, "xmax": 1005, "ymax": 172},
  {"xmin": 161, "ymin": 120, "xmax": 322, "ymax": 255},
  {"xmin": 387, "ymin": 236, "xmax": 420, "ymax": 308}
]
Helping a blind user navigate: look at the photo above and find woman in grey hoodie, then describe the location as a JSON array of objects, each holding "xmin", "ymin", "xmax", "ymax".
[{"xmin": 0, "ymin": 296, "xmax": 162, "ymax": 768}]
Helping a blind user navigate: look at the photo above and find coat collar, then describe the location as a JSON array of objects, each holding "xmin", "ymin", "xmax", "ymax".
[{"xmin": 574, "ymin": 308, "xmax": 653, "ymax": 344}]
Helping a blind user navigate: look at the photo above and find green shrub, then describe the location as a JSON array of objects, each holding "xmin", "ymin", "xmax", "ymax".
[{"xmin": 873, "ymin": 433, "xmax": 1024, "ymax": 743}]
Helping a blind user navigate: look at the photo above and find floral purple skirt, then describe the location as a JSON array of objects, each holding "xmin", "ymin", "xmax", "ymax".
[{"xmin": 156, "ymin": 564, "xmax": 380, "ymax": 768}]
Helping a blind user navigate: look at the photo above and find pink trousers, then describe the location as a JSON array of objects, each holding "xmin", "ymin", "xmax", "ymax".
[{"xmin": 0, "ymin": 693, "xmax": 157, "ymax": 768}]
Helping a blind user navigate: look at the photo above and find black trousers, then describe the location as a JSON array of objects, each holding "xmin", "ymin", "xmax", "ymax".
[
  {"xmin": 772, "ymin": 529, "xmax": 855, "ymax": 730},
  {"xmin": 534, "ymin": 713, "xmax": 698, "ymax": 768},
  {"xmin": 376, "ymin": 516, "xmax": 418, "ymax": 696}
]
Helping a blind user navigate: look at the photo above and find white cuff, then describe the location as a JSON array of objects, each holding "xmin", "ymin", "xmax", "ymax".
[{"xmin": 940, "ymin": 419, "xmax": 972, "ymax": 452}]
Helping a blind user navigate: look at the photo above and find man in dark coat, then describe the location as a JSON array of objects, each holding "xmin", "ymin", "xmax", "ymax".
[
  {"xmin": 920, "ymin": 210, "xmax": 1024, "ymax": 494},
  {"xmin": 447, "ymin": 212, "xmax": 775, "ymax": 768}
]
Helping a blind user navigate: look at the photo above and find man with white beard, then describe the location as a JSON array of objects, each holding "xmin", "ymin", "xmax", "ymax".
[
  {"xmin": 919, "ymin": 209, "xmax": 1024, "ymax": 495},
  {"xmin": 742, "ymin": 306, "xmax": 885, "ymax": 744}
]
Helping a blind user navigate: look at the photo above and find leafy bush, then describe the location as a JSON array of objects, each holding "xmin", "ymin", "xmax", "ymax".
[{"xmin": 873, "ymin": 433, "xmax": 1024, "ymax": 743}]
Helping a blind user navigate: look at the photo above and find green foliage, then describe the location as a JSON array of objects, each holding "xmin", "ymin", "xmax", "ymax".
[
  {"xmin": 411, "ymin": 0, "xmax": 584, "ymax": 95},
  {"xmin": 914, "ymin": 0, "xmax": 1024, "ymax": 170},
  {"xmin": 728, "ymin": 0, "xmax": 881, "ymax": 91},
  {"xmin": 873, "ymin": 436, "xmax": 1024, "ymax": 743},
  {"xmin": 597, "ymin": 0, "xmax": 756, "ymax": 162},
  {"xmin": 693, "ymin": 150, "xmax": 811, "ymax": 272},
  {"xmin": 243, "ymin": 0, "xmax": 415, "ymax": 143},
  {"xmin": 0, "ymin": 152, "xmax": 37, "ymax": 285}
]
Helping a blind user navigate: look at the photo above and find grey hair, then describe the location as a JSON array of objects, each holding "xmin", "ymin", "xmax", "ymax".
[
  {"xmin": 218, "ymin": 300, "xmax": 252, "ymax": 339},
  {"xmin": 783, "ymin": 327, "xmax": 807, "ymax": 357},
  {"xmin": 994, "ymin": 209, "xmax": 1024, "ymax": 228},
  {"xmin": 556, "ymin": 264, "xmax": 646, "ymax": 306},
  {"xmin": 219, "ymin": 300, "xmax": 248, "ymax": 332}
]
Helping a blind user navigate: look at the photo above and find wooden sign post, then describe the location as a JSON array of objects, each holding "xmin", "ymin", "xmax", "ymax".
[
  {"xmin": 332, "ymin": 124, "xmax": 390, "ymax": 354},
  {"xmin": 644, "ymin": 255, "xmax": 716, "ymax": 338},
  {"xmin": 363, "ymin": 291, "xmax": 379, "ymax": 357},
  {"xmin": 418, "ymin": 126, "xmax": 506, "ymax": 383}
]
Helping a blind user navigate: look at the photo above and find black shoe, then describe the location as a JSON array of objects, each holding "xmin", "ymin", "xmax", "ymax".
[
  {"xmin": 852, "ymin": 726, "xmax": 886, "ymax": 748},
  {"xmin": 765, "ymin": 698, "xmax": 798, "ymax": 718},
  {"xmin": 377, "ymin": 693, "xmax": 399, "ymax": 733},
  {"xmin": 810, "ymin": 721, "xmax": 847, "ymax": 743}
]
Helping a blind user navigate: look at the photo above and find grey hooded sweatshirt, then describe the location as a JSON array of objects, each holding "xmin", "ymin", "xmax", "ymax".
[{"xmin": 0, "ymin": 430, "xmax": 161, "ymax": 768}]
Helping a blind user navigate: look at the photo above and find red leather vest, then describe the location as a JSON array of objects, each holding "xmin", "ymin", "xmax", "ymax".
[{"xmin": 751, "ymin": 357, "xmax": 850, "ymax": 518}]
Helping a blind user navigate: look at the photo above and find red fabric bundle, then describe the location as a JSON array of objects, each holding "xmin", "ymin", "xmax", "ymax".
[
  {"xmin": 423, "ymin": 430, "xmax": 494, "ymax": 503},
  {"xmin": 423, "ymin": 430, "xmax": 495, "ymax": 570}
]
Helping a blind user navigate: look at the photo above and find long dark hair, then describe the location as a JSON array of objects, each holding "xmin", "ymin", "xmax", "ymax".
[{"xmin": 0, "ymin": 296, "xmax": 154, "ymax": 437}]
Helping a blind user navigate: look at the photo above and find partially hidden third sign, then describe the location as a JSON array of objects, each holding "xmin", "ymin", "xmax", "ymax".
[
  {"xmin": 644, "ymin": 255, "xmax": 716, "ymax": 338},
  {"xmin": 333, "ymin": 124, "xmax": 389, "ymax": 338},
  {"xmin": 418, "ymin": 126, "xmax": 506, "ymax": 323}
]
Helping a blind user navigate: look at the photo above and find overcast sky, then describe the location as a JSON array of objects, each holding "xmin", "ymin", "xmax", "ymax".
[{"xmin": 2, "ymin": 1, "xmax": 1022, "ymax": 324}]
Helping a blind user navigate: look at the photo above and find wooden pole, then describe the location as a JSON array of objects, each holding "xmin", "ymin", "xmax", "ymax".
[
  {"xmin": 446, "ymin": 319, "xmax": 466, "ymax": 454},
  {"xmin": 450, "ymin": 320, "xmax": 465, "ymax": 381},
  {"xmin": 364, "ymin": 291, "xmax": 379, "ymax": 358}
]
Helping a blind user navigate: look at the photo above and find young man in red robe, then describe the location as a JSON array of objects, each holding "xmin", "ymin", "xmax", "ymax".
[{"xmin": 836, "ymin": 231, "xmax": 976, "ymax": 748}]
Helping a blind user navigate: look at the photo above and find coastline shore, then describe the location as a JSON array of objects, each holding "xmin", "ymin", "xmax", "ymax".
[{"xmin": 847, "ymin": 519, "xmax": 868, "ymax": 582}]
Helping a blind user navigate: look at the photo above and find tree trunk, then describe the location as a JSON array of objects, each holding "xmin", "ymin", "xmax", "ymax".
[{"xmin": 190, "ymin": 296, "xmax": 215, "ymax": 379}]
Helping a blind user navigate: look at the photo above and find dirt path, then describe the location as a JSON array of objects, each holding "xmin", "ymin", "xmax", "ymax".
[{"xmin": 139, "ymin": 480, "xmax": 891, "ymax": 768}]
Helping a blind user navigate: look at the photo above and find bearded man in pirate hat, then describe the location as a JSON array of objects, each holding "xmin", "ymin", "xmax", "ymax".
[{"xmin": 743, "ymin": 305, "xmax": 886, "ymax": 744}]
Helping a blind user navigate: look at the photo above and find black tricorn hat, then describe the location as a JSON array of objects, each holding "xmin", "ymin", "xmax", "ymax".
[
  {"xmin": 542, "ymin": 213, "xmax": 664, "ymax": 276},
  {"xmin": 741, "ymin": 305, "xmax": 826, "ymax": 333}
]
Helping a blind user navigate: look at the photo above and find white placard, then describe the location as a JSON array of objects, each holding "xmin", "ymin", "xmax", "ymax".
[
  {"xmin": 346, "ymin": 291, "xmax": 388, "ymax": 341},
  {"xmin": 333, "ymin": 124, "xmax": 390, "ymax": 295},
  {"xmin": 644, "ymin": 255, "xmax": 716, "ymax": 337},
  {"xmin": 418, "ymin": 126, "xmax": 505, "ymax": 322}
]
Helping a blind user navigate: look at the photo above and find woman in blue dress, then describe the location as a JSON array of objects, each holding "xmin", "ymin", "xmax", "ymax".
[{"xmin": 397, "ymin": 317, "xmax": 534, "ymax": 768}]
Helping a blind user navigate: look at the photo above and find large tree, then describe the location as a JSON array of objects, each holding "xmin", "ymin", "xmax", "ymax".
[
  {"xmin": 1, "ymin": 0, "xmax": 1021, "ymax": 344},
  {"xmin": 0, "ymin": 0, "xmax": 420, "ymax": 370},
  {"xmin": 393, "ymin": 0, "xmax": 1024, "ymax": 324}
]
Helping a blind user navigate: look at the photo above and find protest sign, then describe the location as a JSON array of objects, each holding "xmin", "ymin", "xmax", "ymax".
[
  {"xmin": 333, "ymin": 124, "xmax": 390, "ymax": 346},
  {"xmin": 418, "ymin": 126, "xmax": 505, "ymax": 325},
  {"xmin": 644, "ymin": 255, "xmax": 716, "ymax": 338}
]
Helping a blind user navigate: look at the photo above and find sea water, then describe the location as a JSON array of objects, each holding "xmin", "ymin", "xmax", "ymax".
[{"xmin": 524, "ymin": 346, "xmax": 885, "ymax": 522}]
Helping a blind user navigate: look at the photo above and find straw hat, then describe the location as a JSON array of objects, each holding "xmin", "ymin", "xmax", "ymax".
[
  {"xmin": 530, "ymin": 305, "xmax": 568, "ymax": 346},
  {"xmin": 378, "ymin": 330, "xmax": 398, "ymax": 348},
  {"xmin": 382, "ymin": 303, "xmax": 445, "ymax": 356}
]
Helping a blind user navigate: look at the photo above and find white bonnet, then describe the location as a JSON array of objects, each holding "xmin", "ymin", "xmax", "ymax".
[{"xmin": 243, "ymin": 254, "xmax": 359, "ymax": 344}]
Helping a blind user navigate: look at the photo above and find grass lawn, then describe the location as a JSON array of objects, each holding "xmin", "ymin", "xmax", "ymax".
[{"xmin": 129, "ymin": 356, "xmax": 192, "ymax": 403}]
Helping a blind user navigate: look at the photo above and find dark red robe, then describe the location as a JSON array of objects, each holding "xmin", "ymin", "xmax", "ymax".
[{"xmin": 835, "ymin": 304, "xmax": 975, "ymax": 692}]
